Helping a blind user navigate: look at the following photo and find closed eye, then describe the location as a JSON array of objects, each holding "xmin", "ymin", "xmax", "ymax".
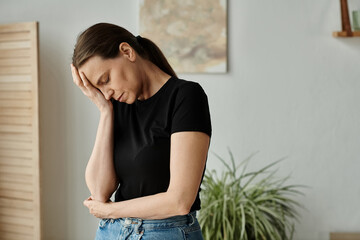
[{"xmin": 102, "ymin": 77, "xmax": 110, "ymax": 85}]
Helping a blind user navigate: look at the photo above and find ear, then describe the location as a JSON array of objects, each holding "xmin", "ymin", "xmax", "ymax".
[{"xmin": 119, "ymin": 42, "xmax": 136, "ymax": 62}]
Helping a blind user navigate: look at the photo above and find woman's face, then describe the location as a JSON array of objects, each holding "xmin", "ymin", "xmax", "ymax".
[{"xmin": 78, "ymin": 43, "xmax": 142, "ymax": 104}]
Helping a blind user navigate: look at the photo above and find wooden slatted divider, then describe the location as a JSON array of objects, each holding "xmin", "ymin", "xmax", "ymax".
[
  {"xmin": 330, "ymin": 232, "xmax": 360, "ymax": 240},
  {"xmin": 0, "ymin": 22, "xmax": 41, "ymax": 240}
]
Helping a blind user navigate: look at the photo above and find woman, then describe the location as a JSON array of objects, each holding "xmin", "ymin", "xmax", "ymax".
[{"xmin": 70, "ymin": 23, "xmax": 212, "ymax": 240}]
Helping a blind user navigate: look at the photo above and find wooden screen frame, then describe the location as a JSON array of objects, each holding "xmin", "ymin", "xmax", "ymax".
[{"xmin": 0, "ymin": 21, "xmax": 41, "ymax": 240}]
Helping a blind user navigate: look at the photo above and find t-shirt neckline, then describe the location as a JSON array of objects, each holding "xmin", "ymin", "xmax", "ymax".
[{"xmin": 135, "ymin": 76, "xmax": 175, "ymax": 105}]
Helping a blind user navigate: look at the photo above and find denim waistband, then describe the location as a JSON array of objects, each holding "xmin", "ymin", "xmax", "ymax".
[{"xmin": 105, "ymin": 211, "xmax": 197, "ymax": 229}]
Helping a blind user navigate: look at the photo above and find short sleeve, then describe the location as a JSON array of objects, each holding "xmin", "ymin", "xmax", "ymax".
[{"xmin": 170, "ymin": 82, "xmax": 212, "ymax": 137}]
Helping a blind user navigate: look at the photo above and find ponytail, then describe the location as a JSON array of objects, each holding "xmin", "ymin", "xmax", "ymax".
[
  {"xmin": 136, "ymin": 36, "xmax": 177, "ymax": 78},
  {"xmin": 72, "ymin": 23, "xmax": 177, "ymax": 78}
]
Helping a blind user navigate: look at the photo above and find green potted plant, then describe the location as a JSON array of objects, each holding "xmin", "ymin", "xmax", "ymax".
[{"xmin": 198, "ymin": 148, "xmax": 305, "ymax": 240}]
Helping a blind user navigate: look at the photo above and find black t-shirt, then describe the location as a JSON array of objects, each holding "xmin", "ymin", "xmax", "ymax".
[{"xmin": 111, "ymin": 75, "xmax": 212, "ymax": 213}]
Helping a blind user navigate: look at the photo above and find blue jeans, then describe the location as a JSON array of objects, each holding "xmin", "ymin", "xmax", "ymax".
[{"xmin": 94, "ymin": 211, "xmax": 204, "ymax": 240}]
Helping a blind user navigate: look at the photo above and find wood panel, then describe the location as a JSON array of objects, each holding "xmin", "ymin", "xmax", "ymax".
[
  {"xmin": 0, "ymin": 139, "xmax": 32, "ymax": 149},
  {"xmin": 0, "ymin": 231, "xmax": 33, "ymax": 240},
  {"xmin": 330, "ymin": 232, "xmax": 360, "ymax": 240},
  {"xmin": 0, "ymin": 58, "xmax": 31, "ymax": 66},
  {"xmin": 0, "ymin": 41, "xmax": 31, "ymax": 50},
  {"xmin": 0, "ymin": 148, "xmax": 32, "ymax": 159},
  {"xmin": 0, "ymin": 189, "xmax": 33, "ymax": 201},
  {"xmin": 0, "ymin": 91, "xmax": 32, "ymax": 100},
  {"xmin": 0, "ymin": 215, "xmax": 34, "ymax": 227},
  {"xmin": 0, "ymin": 222, "xmax": 34, "ymax": 235},
  {"xmin": 0, "ymin": 32, "xmax": 31, "ymax": 42},
  {"xmin": 0, "ymin": 82, "xmax": 32, "ymax": 91},
  {"xmin": 0, "ymin": 132, "xmax": 32, "ymax": 141},
  {"xmin": 0, "ymin": 49, "xmax": 31, "ymax": 58},
  {"xmin": 0, "ymin": 173, "xmax": 33, "ymax": 184},
  {"xmin": 0, "ymin": 108, "xmax": 32, "ymax": 117},
  {"xmin": 0, "ymin": 116, "xmax": 32, "ymax": 125},
  {"xmin": 0, "ymin": 156, "xmax": 32, "ymax": 167},
  {"xmin": 0, "ymin": 125, "xmax": 32, "ymax": 133},
  {"xmin": 0, "ymin": 100, "xmax": 33, "ymax": 108},
  {"xmin": 0, "ymin": 165, "xmax": 33, "ymax": 175},
  {"xmin": 0, "ymin": 22, "xmax": 41, "ymax": 240},
  {"xmin": 0, "ymin": 66, "xmax": 32, "ymax": 75}
]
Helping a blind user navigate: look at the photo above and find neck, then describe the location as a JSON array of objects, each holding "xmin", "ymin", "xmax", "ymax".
[{"xmin": 137, "ymin": 59, "xmax": 171, "ymax": 101}]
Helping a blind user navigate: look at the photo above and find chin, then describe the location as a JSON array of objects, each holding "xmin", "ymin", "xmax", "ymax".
[{"xmin": 126, "ymin": 96, "xmax": 135, "ymax": 104}]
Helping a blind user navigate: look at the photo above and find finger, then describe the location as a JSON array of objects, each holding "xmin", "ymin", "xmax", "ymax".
[
  {"xmin": 71, "ymin": 66, "xmax": 104, "ymax": 100},
  {"xmin": 70, "ymin": 64, "xmax": 84, "ymax": 87},
  {"xmin": 70, "ymin": 64, "xmax": 80, "ymax": 84},
  {"xmin": 71, "ymin": 66, "xmax": 91, "ymax": 97},
  {"xmin": 79, "ymin": 72, "xmax": 105, "ymax": 99},
  {"xmin": 79, "ymin": 71, "xmax": 94, "ymax": 90}
]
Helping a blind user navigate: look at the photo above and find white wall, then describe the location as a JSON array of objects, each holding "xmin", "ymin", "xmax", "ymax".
[{"xmin": 1, "ymin": 0, "xmax": 359, "ymax": 239}]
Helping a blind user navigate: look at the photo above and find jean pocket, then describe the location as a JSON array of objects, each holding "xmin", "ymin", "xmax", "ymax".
[{"xmin": 180, "ymin": 220, "xmax": 201, "ymax": 234}]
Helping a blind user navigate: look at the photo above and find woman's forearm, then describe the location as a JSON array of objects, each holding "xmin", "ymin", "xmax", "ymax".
[
  {"xmin": 85, "ymin": 109, "xmax": 118, "ymax": 202},
  {"xmin": 107, "ymin": 190, "xmax": 190, "ymax": 220}
]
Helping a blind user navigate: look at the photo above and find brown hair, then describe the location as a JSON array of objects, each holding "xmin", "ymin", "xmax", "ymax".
[{"xmin": 72, "ymin": 22, "xmax": 177, "ymax": 77}]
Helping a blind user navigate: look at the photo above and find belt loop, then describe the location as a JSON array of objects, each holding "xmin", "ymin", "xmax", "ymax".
[
  {"xmin": 124, "ymin": 217, "xmax": 132, "ymax": 226},
  {"xmin": 188, "ymin": 211, "xmax": 195, "ymax": 226},
  {"xmin": 135, "ymin": 218, "xmax": 143, "ymax": 234}
]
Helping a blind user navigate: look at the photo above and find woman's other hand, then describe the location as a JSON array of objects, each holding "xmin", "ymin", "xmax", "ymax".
[
  {"xmin": 70, "ymin": 64, "xmax": 113, "ymax": 113},
  {"xmin": 83, "ymin": 195, "xmax": 113, "ymax": 219}
]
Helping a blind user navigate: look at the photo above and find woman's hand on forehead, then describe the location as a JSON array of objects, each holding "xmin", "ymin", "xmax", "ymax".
[{"xmin": 70, "ymin": 63, "xmax": 113, "ymax": 113}]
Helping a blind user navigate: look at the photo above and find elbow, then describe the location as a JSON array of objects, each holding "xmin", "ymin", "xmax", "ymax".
[
  {"xmin": 85, "ymin": 178, "xmax": 119, "ymax": 203},
  {"xmin": 88, "ymin": 185, "xmax": 118, "ymax": 203}
]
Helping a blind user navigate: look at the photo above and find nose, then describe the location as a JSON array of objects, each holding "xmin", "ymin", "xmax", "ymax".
[{"xmin": 103, "ymin": 89, "xmax": 114, "ymax": 101}]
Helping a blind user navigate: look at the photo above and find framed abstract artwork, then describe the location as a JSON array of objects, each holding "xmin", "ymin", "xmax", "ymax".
[{"xmin": 139, "ymin": 0, "xmax": 228, "ymax": 73}]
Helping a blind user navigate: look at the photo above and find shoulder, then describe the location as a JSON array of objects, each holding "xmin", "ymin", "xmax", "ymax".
[
  {"xmin": 172, "ymin": 77, "xmax": 208, "ymax": 98},
  {"xmin": 173, "ymin": 77, "xmax": 203, "ymax": 89},
  {"xmin": 170, "ymin": 77, "xmax": 212, "ymax": 137}
]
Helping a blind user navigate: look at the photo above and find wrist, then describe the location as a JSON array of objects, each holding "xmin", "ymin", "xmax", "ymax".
[
  {"xmin": 100, "ymin": 106, "xmax": 113, "ymax": 116},
  {"xmin": 106, "ymin": 201, "xmax": 116, "ymax": 219}
]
